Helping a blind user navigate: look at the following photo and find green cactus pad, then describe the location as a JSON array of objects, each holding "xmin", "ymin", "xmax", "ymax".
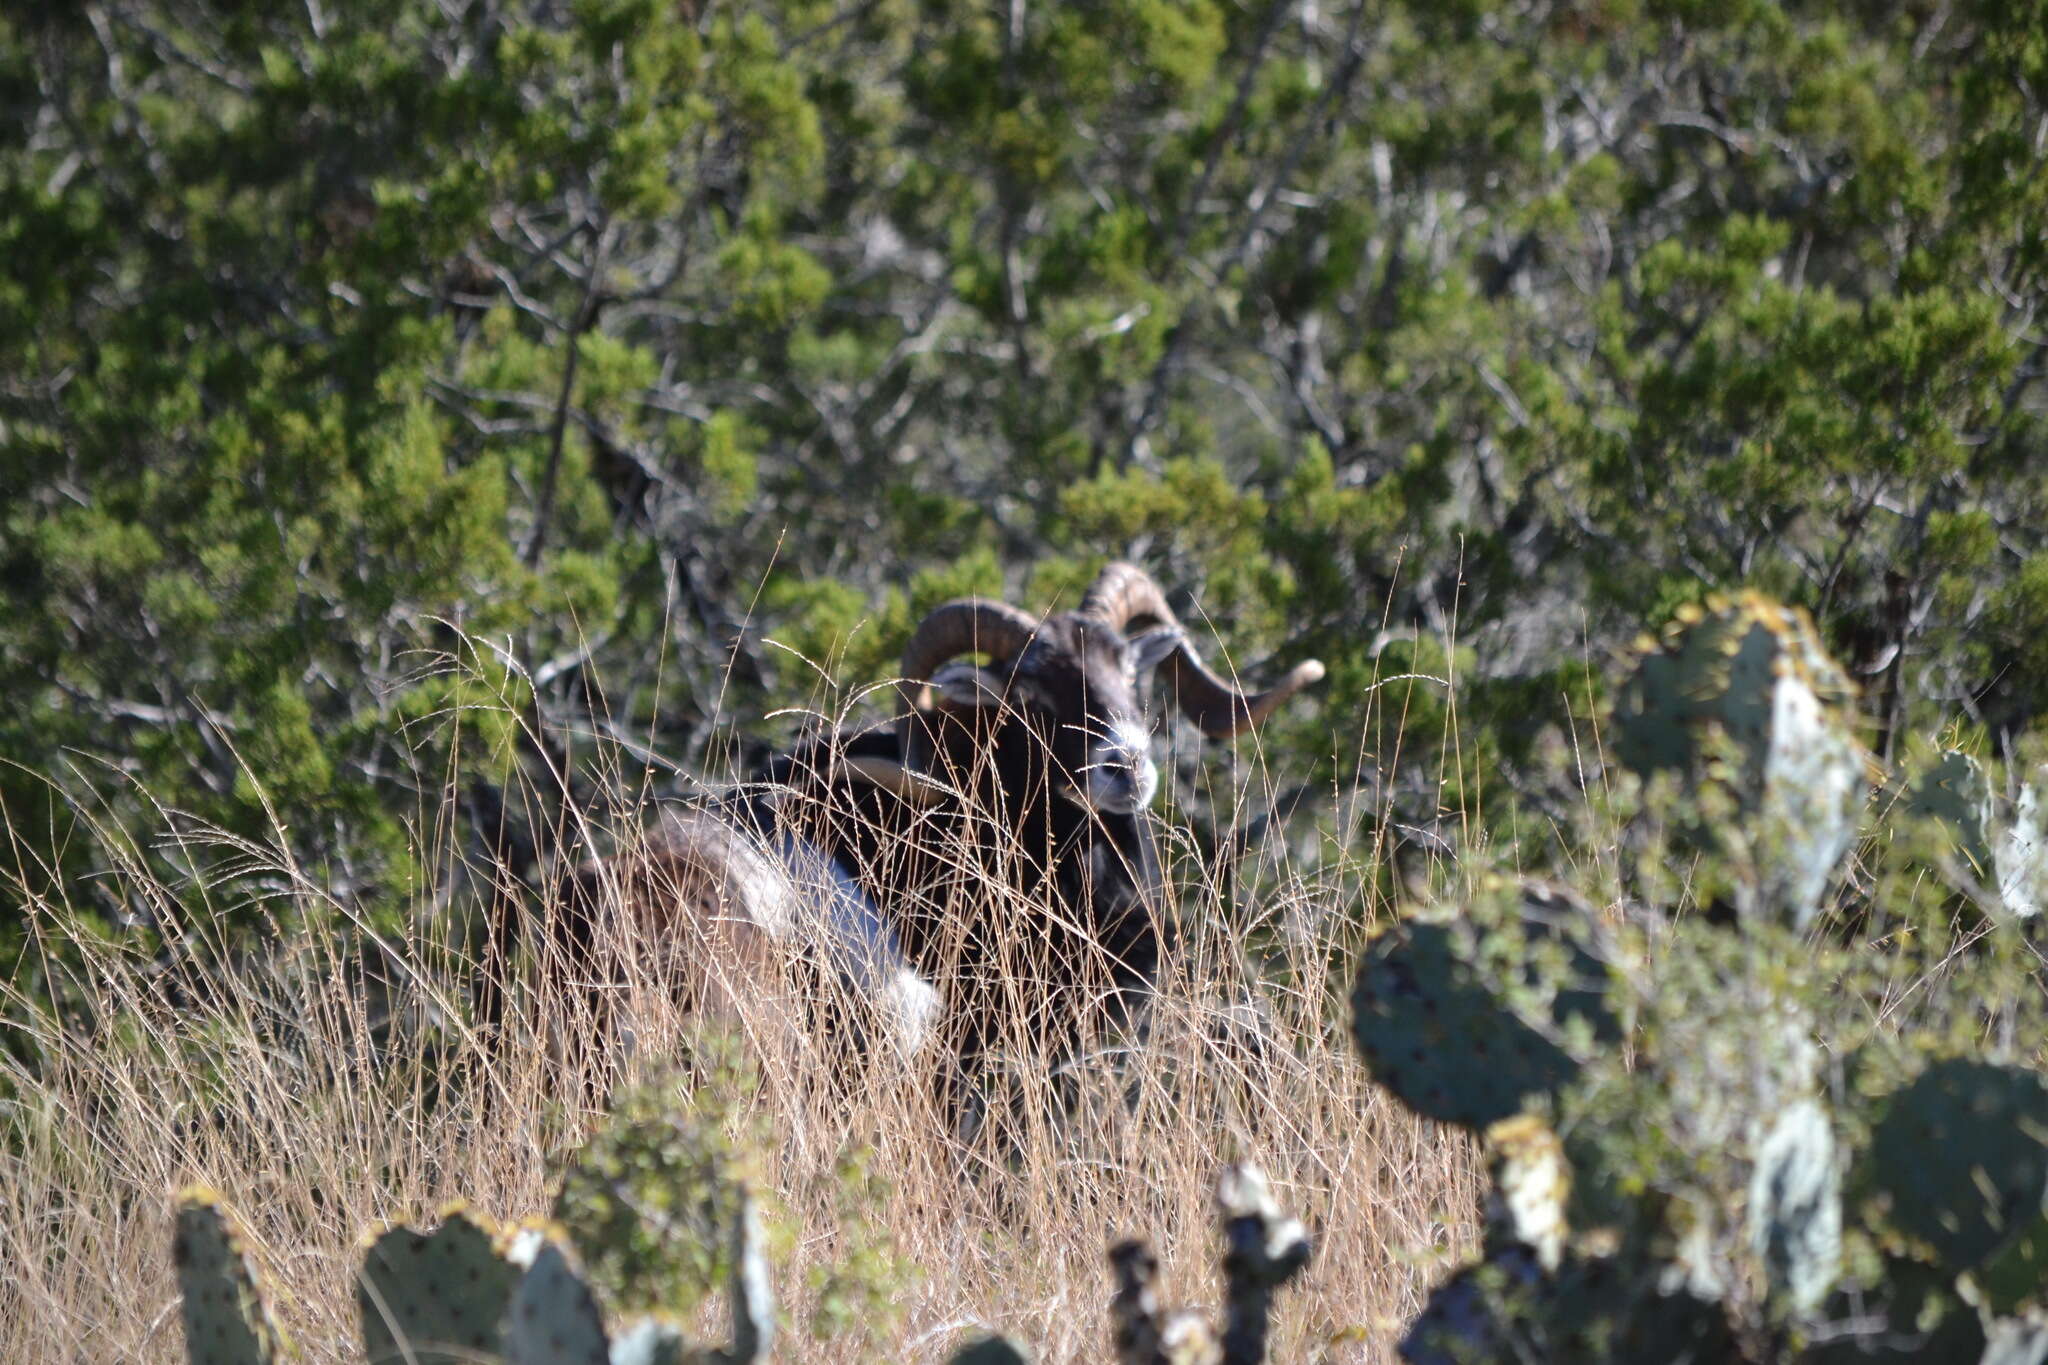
[
  {"xmin": 1353, "ymin": 885, "xmax": 1616, "ymax": 1131},
  {"xmin": 1353, "ymin": 918, "xmax": 1577, "ymax": 1130},
  {"xmin": 1399, "ymin": 1249, "xmax": 1743, "ymax": 1365},
  {"xmin": 1802, "ymin": 1256, "xmax": 1988, "ymax": 1364},
  {"xmin": 360, "ymin": 1205, "xmax": 519, "ymax": 1364},
  {"xmin": 1747, "ymin": 1098, "xmax": 1841, "ymax": 1314},
  {"xmin": 1898, "ymin": 749, "xmax": 1996, "ymax": 874},
  {"xmin": 1613, "ymin": 592, "xmax": 1863, "ymax": 927},
  {"xmin": 172, "ymin": 1190, "xmax": 283, "ymax": 1365},
  {"xmin": 1868, "ymin": 1059, "xmax": 2048, "ymax": 1281},
  {"xmin": 947, "ymin": 1336, "xmax": 1032, "ymax": 1365},
  {"xmin": 1614, "ymin": 592, "xmax": 1856, "ymax": 777},
  {"xmin": 506, "ymin": 1236, "xmax": 612, "ymax": 1365},
  {"xmin": 1973, "ymin": 1214, "xmax": 2048, "ymax": 1317}
]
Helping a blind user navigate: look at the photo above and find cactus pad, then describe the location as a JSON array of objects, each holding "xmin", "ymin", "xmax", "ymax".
[
  {"xmin": 506, "ymin": 1236, "xmax": 612, "ymax": 1365},
  {"xmin": 1976, "ymin": 1215, "xmax": 2048, "ymax": 1316},
  {"xmin": 1868, "ymin": 1059, "xmax": 2048, "ymax": 1280},
  {"xmin": 1215, "ymin": 1164, "xmax": 1310, "ymax": 1365},
  {"xmin": 947, "ymin": 1336, "xmax": 1032, "ymax": 1365},
  {"xmin": 1353, "ymin": 884, "xmax": 1616, "ymax": 1131},
  {"xmin": 1613, "ymin": 591, "xmax": 1863, "ymax": 927},
  {"xmin": 1399, "ymin": 1249, "xmax": 1742, "ymax": 1365},
  {"xmin": 360, "ymin": 1205, "xmax": 519, "ymax": 1364},
  {"xmin": 1353, "ymin": 918, "xmax": 1577, "ymax": 1129},
  {"xmin": 1746, "ymin": 1098, "xmax": 1840, "ymax": 1313},
  {"xmin": 173, "ymin": 1189, "xmax": 283, "ymax": 1365},
  {"xmin": 1898, "ymin": 749, "xmax": 1996, "ymax": 874}
]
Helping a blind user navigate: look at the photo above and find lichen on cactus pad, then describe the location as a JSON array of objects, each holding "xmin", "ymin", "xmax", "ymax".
[
  {"xmin": 173, "ymin": 1189, "xmax": 284, "ymax": 1365},
  {"xmin": 1867, "ymin": 1059, "xmax": 2048, "ymax": 1286},
  {"xmin": 1484, "ymin": 1115, "xmax": 1571, "ymax": 1272},
  {"xmin": 1995, "ymin": 771, "xmax": 2048, "ymax": 921},
  {"xmin": 1746, "ymin": 1098, "xmax": 1841, "ymax": 1314},
  {"xmin": 359, "ymin": 1204, "xmax": 520, "ymax": 1364}
]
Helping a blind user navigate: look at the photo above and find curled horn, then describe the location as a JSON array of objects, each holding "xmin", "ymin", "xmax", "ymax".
[
  {"xmin": 896, "ymin": 598, "xmax": 1040, "ymax": 771},
  {"xmin": 1082, "ymin": 561, "xmax": 1325, "ymax": 737}
]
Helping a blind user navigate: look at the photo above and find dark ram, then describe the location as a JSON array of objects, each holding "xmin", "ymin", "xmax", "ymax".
[{"xmin": 571, "ymin": 562, "xmax": 1323, "ymax": 1083}]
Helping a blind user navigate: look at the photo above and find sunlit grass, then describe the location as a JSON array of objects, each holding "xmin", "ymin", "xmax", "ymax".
[{"xmin": 1, "ymin": 620, "xmax": 1484, "ymax": 1364}]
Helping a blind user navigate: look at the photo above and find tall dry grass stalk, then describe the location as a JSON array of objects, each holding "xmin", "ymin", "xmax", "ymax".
[{"xmin": 1, "ymin": 634, "xmax": 1483, "ymax": 1364}]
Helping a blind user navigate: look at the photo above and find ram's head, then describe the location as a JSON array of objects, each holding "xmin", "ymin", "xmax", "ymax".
[{"xmin": 895, "ymin": 563, "xmax": 1324, "ymax": 814}]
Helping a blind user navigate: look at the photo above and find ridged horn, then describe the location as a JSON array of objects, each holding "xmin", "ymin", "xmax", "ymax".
[
  {"xmin": 896, "ymin": 598, "xmax": 1040, "ymax": 768},
  {"xmin": 1082, "ymin": 561, "xmax": 1325, "ymax": 737},
  {"xmin": 1081, "ymin": 560, "xmax": 1184, "ymax": 633}
]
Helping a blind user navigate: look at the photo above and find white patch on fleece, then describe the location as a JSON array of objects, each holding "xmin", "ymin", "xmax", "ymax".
[{"xmin": 771, "ymin": 832, "xmax": 937, "ymax": 1057}]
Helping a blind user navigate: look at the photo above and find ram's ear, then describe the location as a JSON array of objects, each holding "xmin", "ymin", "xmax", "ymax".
[
  {"xmin": 929, "ymin": 661, "xmax": 1012, "ymax": 709},
  {"xmin": 1127, "ymin": 626, "xmax": 1186, "ymax": 681}
]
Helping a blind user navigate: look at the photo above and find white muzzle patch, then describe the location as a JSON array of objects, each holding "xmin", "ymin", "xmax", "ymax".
[{"xmin": 1083, "ymin": 718, "xmax": 1159, "ymax": 814}]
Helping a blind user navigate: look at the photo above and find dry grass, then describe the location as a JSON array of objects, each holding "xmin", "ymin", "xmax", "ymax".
[{"xmin": 0, "ymin": 647, "xmax": 1483, "ymax": 1364}]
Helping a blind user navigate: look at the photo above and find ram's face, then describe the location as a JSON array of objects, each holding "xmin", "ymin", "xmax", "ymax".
[{"xmin": 933, "ymin": 616, "xmax": 1181, "ymax": 815}]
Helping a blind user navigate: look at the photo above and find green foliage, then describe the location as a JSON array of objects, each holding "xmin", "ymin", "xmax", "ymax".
[
  {"xmin": 10, "ymin": 0, "xmax": 2048, "ymax": 1046},
  {"xmin": 549, "ymin": 1053, "xmax": 762, "ymax": 1322},
  {"xmin": 801, "ymin": 1148, "xmax": 916, "ymax": 1349}
]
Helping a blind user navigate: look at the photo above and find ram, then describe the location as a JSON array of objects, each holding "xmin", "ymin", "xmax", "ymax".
[{"xmin": 578, "ymin": 562, "xmax": 1323, "ymax": 1081}]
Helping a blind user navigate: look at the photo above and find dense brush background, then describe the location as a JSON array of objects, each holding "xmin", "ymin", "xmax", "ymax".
[{"xmin": 2, "ymin": 0, "xmax": 2046, "ymax": 1359}]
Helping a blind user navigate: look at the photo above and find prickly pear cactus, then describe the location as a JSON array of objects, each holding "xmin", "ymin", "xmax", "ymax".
[
  {"xmin": 1867, "ymin": 1059, "xmax": 2048, "ymax": 1298},
  {"xmin": 550, "ymin": 1064, "xmax": 757, "ymax": 1323},
  {"xmin": 608, "ymin": 1317, "xmax": 691, "ymax": 1365},
  {"xmin": 1399, "ymin": 1248, "xmax": 1743, "ymax": 1365},
  {"xmin": 1746, "ymin": 1098, "xmax": 1841, "ymax": 1314},
  {"xmin": 1352, "ymin": 917, "xmax": 1575, "ymax": 1129},
  {"xmin": 506, "ymin": 1233, "xmax": 612, "ymax": 1365},
  {"xmin": 359, "ymin": 1205, "xmax": 520, "ymax": 1364},
  {"xmin": 1893, "ymin": 749, "xmax": 2047, "ymax": 922},
  {"xmin": 1484, "ymin": 1115, "xmax": 1570, "ymax": 1272},
  {"xmin": 1215, "ymin": 1164, "xmax": 1311, "ymax": 1365},
  {"xmin": 1352, "ymin": 880, "xmax": 1616, "ymax": 1131},
  {"xmin": 173, "ymin": 1189, "xmax": 283, "ymax": 1365},
  {"xmin": 947, "ymin": 1335, "xmax": 1032, "ymax": 1365},
  {"xmin": 1613, "ymin": 591, "xmax": 1863, "ymax": 928},
  {"xmin": 1898, "ymin": 749, "xmax": 1996, "ymax": 873},
  {"xmin": 1397, "ymin": 1243, "xmax": 1546, "ymax": 1365}
]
